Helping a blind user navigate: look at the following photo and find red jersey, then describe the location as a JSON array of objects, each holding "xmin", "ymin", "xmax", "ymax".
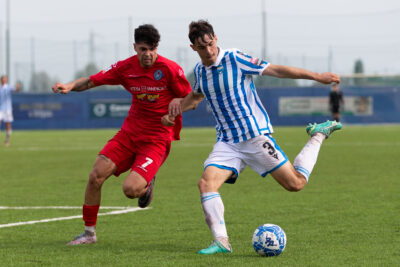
[{"xmin": 90, "ymin": 55, "xmax": 191, "ymax": 141}]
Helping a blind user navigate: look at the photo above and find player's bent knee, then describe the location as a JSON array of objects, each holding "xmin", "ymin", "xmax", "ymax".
[
  {"xmin": 198, "ymin": 178, "xmax": 205, "ymax": 189},
  {"xmin": 122, "ymin": 185, "xmax": 141, "ymax": 199},
  {"xmin": 198, "ymin": 177, "xmax": 212, "ymax": 193}
]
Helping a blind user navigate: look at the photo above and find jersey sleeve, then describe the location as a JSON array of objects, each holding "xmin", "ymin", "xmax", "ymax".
[
  {"xmin": 192, "ymin": 63, "xmax": 203, "ymax": 94},
  {"xmin": 90, "ymin": 62, "xmax": 121, "ymax": 86},
  {"xmin": 168, "ymin": 64, "xmax": 192, "ymax": 98},
  {"xmin": 234, "ymin": 50, "xmax": 269, "ymax": 76}
]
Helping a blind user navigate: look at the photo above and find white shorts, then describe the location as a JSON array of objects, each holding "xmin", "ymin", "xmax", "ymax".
[
  {"xmin": 0, "ymin": 111, "xmax": 13, "ymax": 123},
  {"xmin": 204, "ymin": 134, "xmax": 288, "ymax": 184}
]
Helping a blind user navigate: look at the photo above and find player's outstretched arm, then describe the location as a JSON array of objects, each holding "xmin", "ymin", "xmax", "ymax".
[
  {"xmin": 181, "ymin": 91, "xmax": 204, "ymax": 113},
  {"xmin": 52, "ymin": 77, "xmax": 96, "ymax": 94},
  {"xmin": 161, "ymin": 92, "xmax": 204, "ymax": 126},
  {"xmin": 262, "ymin": 64, "xmax": 340, "ymax": 84}
]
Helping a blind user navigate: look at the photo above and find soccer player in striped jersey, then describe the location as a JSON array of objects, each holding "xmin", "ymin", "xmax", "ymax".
[
  {"xmin": 162, "ymin": 20, "xmax": 342, "ymax": 254},
  {"xmin": 0, "ymin": 75, "xmax": 20, "ymax": 147}
]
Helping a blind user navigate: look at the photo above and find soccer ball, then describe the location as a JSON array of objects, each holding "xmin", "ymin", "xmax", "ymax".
[{"xmin": 252, "ymin": 224, "xmax": 286, "ymax": 256}]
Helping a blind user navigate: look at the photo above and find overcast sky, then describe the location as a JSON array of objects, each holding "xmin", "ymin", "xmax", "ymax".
[{"xmin": 1, "ymin": 0, "xmax": 399, "ymax": 85}]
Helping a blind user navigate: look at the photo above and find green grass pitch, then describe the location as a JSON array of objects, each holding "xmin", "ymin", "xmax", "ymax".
[{"xmin": 0, "ymin": 125, "xmax": 399, "ymax": 266}]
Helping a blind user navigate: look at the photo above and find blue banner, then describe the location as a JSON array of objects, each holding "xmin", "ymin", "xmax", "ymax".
[{"xmin": 9, "ymin": 86, "xmax": 400, "ymax": 130}]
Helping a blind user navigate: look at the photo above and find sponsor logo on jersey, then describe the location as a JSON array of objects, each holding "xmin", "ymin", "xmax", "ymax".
[
  {"xmin": 178, "ymin": 69, "xmax": 184, "ymax": 76},
  {"xmin": 154, "ymin": 70, "xmax": 163, "ymax": 80},
  {"xmin": 136, "ymin": 93, "xmax": 160, "ymax": 102},
  {"xmin": 130, "ymin": 86, "xmax": 166, "ymax": 92}
]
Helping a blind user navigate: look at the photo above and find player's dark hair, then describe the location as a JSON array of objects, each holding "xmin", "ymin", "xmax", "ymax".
[
  {"xmin": 188, "ymin": 20, "xmax": 215, "ymax": 44},
  {"xmin": 134, "ymin": 24, "xmax": 160, "ymax": 50}
]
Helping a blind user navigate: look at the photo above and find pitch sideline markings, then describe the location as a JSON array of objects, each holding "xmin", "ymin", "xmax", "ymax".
[
  {"xmin": 0, "ymin": 206, "xmax": 149, "ymax": 229},
  {"xmin": 0, "ymin": 206, "xmax": 131, "ymax": 210}
]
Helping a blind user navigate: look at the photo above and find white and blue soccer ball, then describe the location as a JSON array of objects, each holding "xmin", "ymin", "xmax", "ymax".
[{"xmin": 252, "ymin": 224, "xmax": 286, "ymax": 256}]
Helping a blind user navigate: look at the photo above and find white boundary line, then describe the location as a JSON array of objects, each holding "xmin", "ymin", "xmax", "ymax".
[
  {"xmin": 0, "ymin": 206, "xmax": 131, "ymax": 210},
  {"xmin": 0, "ymin": 206, "xmax": 149, "ymax": 229}
]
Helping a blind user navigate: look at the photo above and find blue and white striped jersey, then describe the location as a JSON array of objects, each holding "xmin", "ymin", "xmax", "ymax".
[
  {"xmin": 0, "ymin": 84, "xmax": 15, "ymax": 112},
  {"xmin": 193, "ymin": 48, "xmax": 273, "ymax": 143}
]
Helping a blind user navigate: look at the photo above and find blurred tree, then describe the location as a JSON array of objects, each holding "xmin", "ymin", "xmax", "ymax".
[
  {"xmin": 186, "ymin": 71, "xmax": 195, "ymax": 87},
  {"xmin": 353, "ymin": 59, "xmax": 365, "ymax": 85},
  {"xmin": 354, "ymin": 59, "xmax": 364, "ymax": 74},
  {"xmin": 29, "ymin": 71, "xmax": 54, "ymax": 92},
  {"xmin": 75, "ymin": 63, "xmax": 122, "ymax": 90},
  {"xmin": 255, "ymin": 75, "xmax": 298, "ymax": 88},
  {"xmin": 185, "ymin": 71, "xmax": 298, "ymax": 88},
  {"xmin": 74, "ymin": 62, "xmax": 99, "ymax": 79}
]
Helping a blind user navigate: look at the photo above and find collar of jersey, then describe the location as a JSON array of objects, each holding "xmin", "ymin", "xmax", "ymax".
[{"xmin": 203, "ymin": 47, "xmax": 225, "ymax": 69}]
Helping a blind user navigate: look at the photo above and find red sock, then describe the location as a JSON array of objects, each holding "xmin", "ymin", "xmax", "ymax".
[{"xmin": 82, "ymin": 204, "xmax": 100, "ymax": 226}]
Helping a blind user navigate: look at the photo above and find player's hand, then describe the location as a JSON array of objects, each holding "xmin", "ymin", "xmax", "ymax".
[
  {"xmin": 161, "ymin": 114, "xmax": 175, "ymax": 126},
  {"xmin": 15, "ymin": 82, "xmax": 21, "ymax": 92},
  {"xmin": 52, "ymin": 82, "xmax": 72, "ymax": 94},
  {"xmin": 168, "ymin": 98, "xmax": 182, "ymax": 117},
  {"xmin": 316, "ymin": 72, "xmax": 340, "ymax": 84}
]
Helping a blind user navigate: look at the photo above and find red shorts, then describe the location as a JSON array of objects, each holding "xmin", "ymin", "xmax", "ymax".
[{"xmin": 99, "ymin": 130, "xmax": 171, "ymax": 184}]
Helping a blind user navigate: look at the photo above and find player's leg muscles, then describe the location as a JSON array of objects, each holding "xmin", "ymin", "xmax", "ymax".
[
  {"xmin": 198, "ymin": 166, "xmax": 233, "ymax": 193},
  {"xmin": 5, "ymin": 122, "xmax": 11, "ymax": 131},
  {"xmin": 198, "ymin": 166, "xmax": 233, "ymax": 251},
  {"xmin": 85, "ymin": 155, "xmax": 117, "ymax": 205},
  {"xmin": 270, "ymin": 161, "xmax": 307, "ymax": 192},
  {"xmin": 122, "ymin": 171, "xmax": 148, "ymax": 199}
]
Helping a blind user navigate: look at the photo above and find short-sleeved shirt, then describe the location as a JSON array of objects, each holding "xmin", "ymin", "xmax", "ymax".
[
  {"xmin": 192, "ymin": 48, "xmax": 272, "ymax": 143},
  {"xmin": 0, "ymin": 84, "xmax": 15, "ymax": 112},
  {"xmin": 90, "ymin": 55, "xmax": 192, "ymax": 141}
]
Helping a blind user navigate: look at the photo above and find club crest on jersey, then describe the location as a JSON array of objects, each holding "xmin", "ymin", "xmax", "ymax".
[
  {"xmin": 154, "ymin": 70, "xmax": 163, "ymax": 80},
  {"xmin": 217, "ymin": 65, "xmax": 224, "ymax": 74}
]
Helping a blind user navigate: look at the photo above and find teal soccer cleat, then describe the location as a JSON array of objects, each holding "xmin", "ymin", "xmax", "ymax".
[
  {"xmin": 198, "ymin": 240, "xmax": 232, "ymax": 255},
  {"xmin": 306, "ymin": 120, "xmax": 342, "ymax": 138}
]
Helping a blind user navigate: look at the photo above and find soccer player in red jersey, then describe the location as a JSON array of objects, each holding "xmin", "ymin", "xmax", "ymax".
[{"xmin": 52, "ymin": 24, "xmax": 192, "ymax": 245}]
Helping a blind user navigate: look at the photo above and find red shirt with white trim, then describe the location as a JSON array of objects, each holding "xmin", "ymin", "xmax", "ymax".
[{"xmin": 90, "ymin": 55, "xmax": 191, "ymax": 141}]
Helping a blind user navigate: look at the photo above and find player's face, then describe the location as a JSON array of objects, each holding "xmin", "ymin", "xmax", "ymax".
[
  {"xmin": 0, "ymin": 76, "xmax": 7, "ymax": 85},
  {"xmin": 134, "ymin": 42, "xmax": 158, "ymax": 68},
  {"xmin": 191, "ymin": 34, "xmax": 219, "ymax": 67}
]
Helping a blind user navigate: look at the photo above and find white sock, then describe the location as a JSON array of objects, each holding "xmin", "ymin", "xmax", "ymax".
[
  {"xmin": 293, "ymin": 133, "xmax": 325, "ymax": 181},
  {"xmin": 201, "ymin": 192, "xmax": 228, "ymax": 242},
  {"xmin": 85, "ymin": 226, "xmax": 96, "ymax": 233}
]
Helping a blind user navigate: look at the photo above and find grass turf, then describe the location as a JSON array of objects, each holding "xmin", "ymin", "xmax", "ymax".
[{"xmin": 0, "ymin": 125, "xmax": 399, "ymax": 266}]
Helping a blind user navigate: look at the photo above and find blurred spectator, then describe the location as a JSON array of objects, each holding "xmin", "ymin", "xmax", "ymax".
[{"xmin": 329, "ymin": 83, "xmax": 344, "ymax": 122}]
